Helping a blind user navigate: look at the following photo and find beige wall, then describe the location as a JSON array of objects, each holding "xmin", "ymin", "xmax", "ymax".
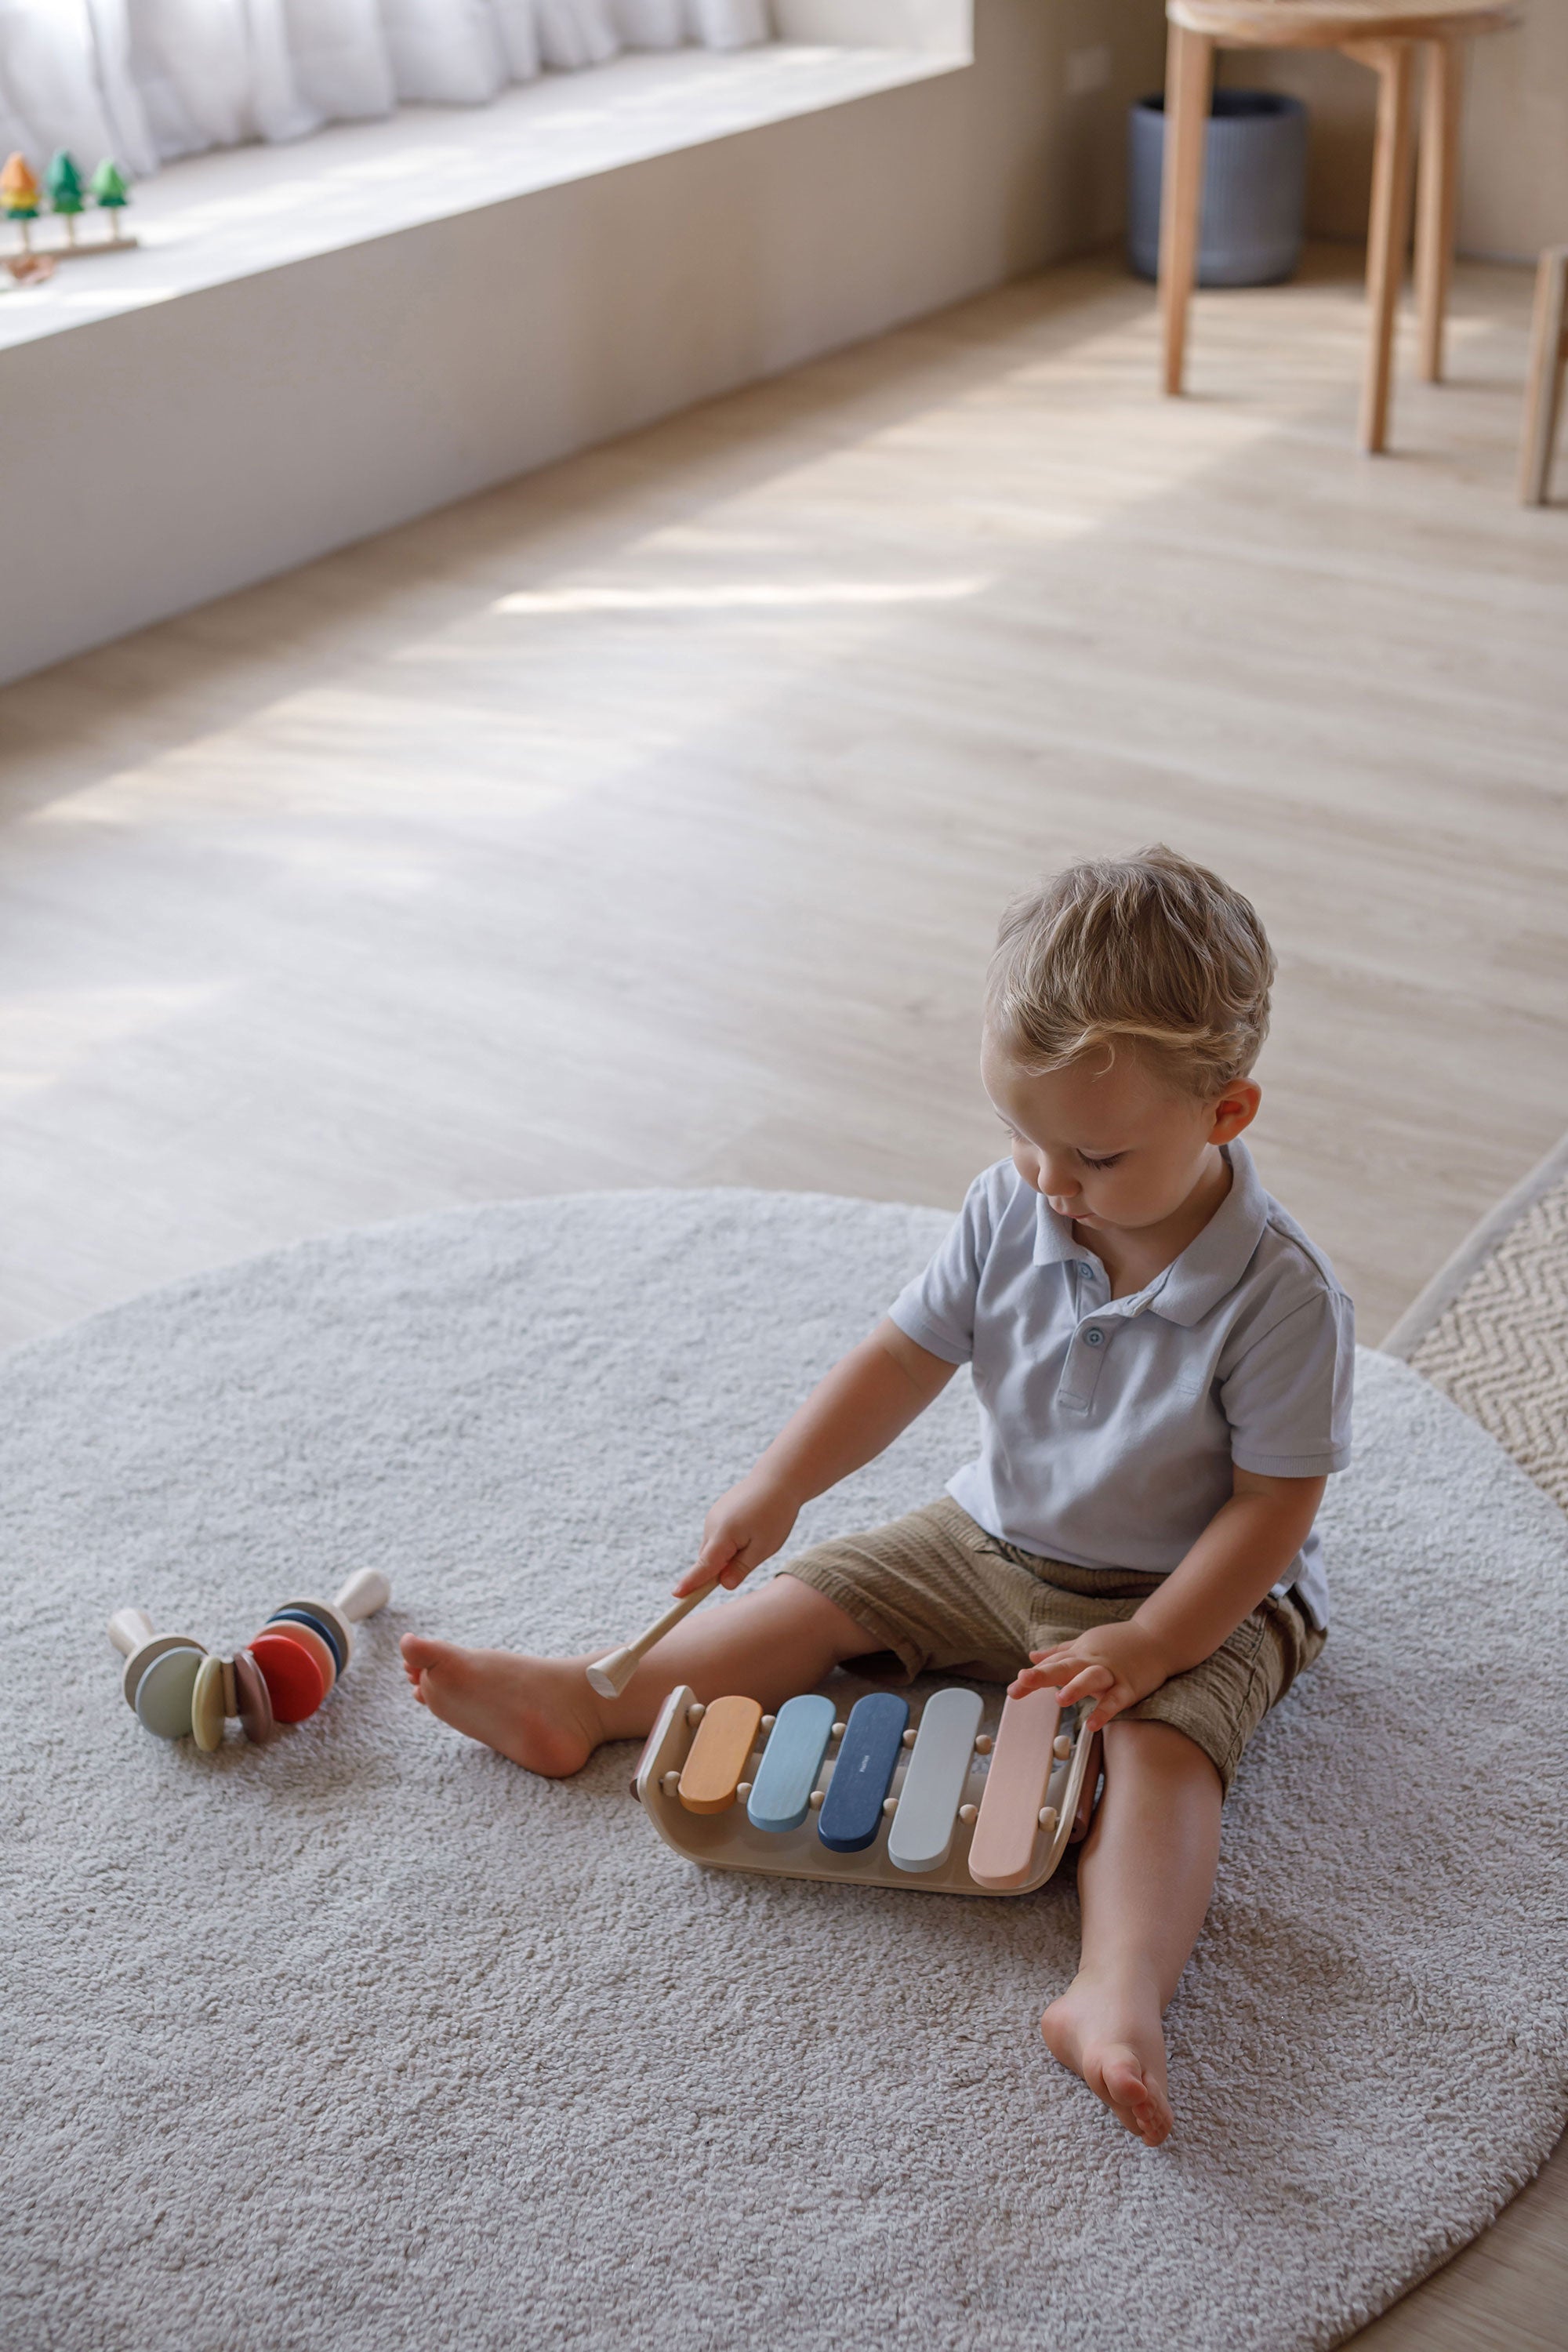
[
  {"xmin": 0, "ymin": 0, "xmax": 1170, "ymax": 687},
  {"xmin": 1217, "ymin": 9, "xmax": 1566, "ymax": 261}
]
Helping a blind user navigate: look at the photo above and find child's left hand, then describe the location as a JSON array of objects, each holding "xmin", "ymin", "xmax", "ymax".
[{"xmin": 1008, "ymin": 1621, "xmax": 1174, "ymax": 1734}]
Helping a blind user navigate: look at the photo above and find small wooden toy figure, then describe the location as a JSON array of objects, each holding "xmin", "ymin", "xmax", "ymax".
[
  {"xmin": 45, "ymin": 151, "xmax": 85, "ymax": 245},
  {"xmin": 1, "ymin": 153, "xmax": 41, "ymax": 253},
  {"xmin": 89, "ymin": 158, "xmax": 134, "ymax": 247}
]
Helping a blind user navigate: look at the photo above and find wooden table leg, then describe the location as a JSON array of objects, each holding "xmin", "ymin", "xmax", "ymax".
[
  {"xmin": 1349, "ymin": 38, "xmax": 1417, "ymax": 455},
  {"xmin": 1159, "ymin": 23, "xmax": 1214, "ymax": 397},
  {"xmin": 1519, "ymin": 246, "xmax": 1568, "ymax": 506},
  {"xmin": 1414, "ymin": 37, "xmax": 1463, "ymax": 383}
]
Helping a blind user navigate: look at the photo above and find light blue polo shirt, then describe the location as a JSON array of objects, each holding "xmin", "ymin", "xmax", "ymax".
[{"xmin": 887, "ymin": 1141, "xmax": 1353, "ymax": 1627}]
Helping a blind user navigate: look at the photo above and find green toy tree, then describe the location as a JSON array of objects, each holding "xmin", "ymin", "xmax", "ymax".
[
  {"xmin": 1, "ymin": 152, "xmax": 40, "ymax": 252},
  {"xmin": 46, "ymin": 151, "xmax": 85, "ymax": 245},
  {"xmin": 89, "ymin": 158, "xmax": 131, "ymax": 245}
]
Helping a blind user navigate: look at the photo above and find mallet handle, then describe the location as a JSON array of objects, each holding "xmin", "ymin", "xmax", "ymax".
[
  {"xmin": 586, "ymin": 1583, "xmax": 717, "ymax": 1700},
  {"xmin": 107, "ymin": 1607, "xmax": 155, "ymax": 1658},
  {"xmin": 332, "ymin": 1568, "xmax": 391, "ymax": 1624}
]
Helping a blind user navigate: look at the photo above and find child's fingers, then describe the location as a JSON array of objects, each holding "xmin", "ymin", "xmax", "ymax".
[
  {"xmin": 1052, "ymin": 1662, "xmax": 1115, "ymax": 1706},
  {"xmin": 673, "ymin": 1534, "xmax": 737, "ymax": 1596}
]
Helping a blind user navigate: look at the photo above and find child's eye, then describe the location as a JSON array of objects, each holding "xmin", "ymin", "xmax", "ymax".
[{"xmin": 1079, "ymin": 1152, "xmax": 1123, "ymax": 1171}]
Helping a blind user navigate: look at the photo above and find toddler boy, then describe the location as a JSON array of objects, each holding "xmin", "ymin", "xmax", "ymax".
[{"xmin": 402, "ymin": 845, "xmax": 1353, "ymax": 2147}]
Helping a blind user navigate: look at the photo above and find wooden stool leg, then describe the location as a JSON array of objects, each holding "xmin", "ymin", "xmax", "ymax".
[
  {"xmin": 1414, "ymin": 38, "xmax": 1463, "ymax": 383},
  {"xmin": 1519, "ymin": 247, "xmax": 1568, "ymax": 506},
  {"xmin": 1159, "ymin": 24, "xmax": 1214, "ymax": 397},
  {"xmin": 1352, "ymin": 38, "xmax": 1417, "ymax": 455}
]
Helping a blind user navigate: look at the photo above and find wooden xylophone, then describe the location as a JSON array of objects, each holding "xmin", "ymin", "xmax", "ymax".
[{"xmin": 632, "ymin": 1680, "xmax": 1099, "ymax": 1897}]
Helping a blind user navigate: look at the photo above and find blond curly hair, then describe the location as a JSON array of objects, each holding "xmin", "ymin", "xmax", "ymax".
[{"xmin": 986, "ymin": 844, "xmax": 1275, "ymax": 1096}]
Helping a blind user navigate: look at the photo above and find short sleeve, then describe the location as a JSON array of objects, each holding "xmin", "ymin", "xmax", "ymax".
[
  {"xmin": 1221, "ymin": 1288, "xmax": 1355, "ymax": 1477},
  {"xmin": 886, "ymin": 1176, "xmax": 995, "ymax": 1367}
]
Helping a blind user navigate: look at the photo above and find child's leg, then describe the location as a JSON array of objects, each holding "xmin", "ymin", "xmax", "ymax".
[
  {"xmin": 401, "ymin": 1573, "xmax": 875, "ymax": 1777},
  {"xmin": 1040, "ymin": 1719, "xmax": 1221, "ymax": 2149}
]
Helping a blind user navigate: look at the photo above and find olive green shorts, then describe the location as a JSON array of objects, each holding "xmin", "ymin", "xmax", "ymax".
[{"xmin": 779, "ymin": 1494, "xmax": 1324, "ymax": 1798}]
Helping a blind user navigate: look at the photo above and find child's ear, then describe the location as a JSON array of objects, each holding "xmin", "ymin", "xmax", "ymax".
[{"xmin": 1207, "ymin": 1079, "xmax": 1261, "ymax": 1145}]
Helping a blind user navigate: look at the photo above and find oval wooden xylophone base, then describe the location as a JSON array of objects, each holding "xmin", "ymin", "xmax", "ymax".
[{"xmin": 632, "ymin": 1684, "xmax": 1100, "ymax": 1899}]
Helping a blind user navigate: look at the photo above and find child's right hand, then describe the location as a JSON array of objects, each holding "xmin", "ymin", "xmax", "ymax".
[{"xmin": 673, "ymin": 1475, "xmax": 800, "ymax": 1597}]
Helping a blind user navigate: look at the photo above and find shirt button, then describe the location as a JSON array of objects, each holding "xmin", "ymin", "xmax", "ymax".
[{"xmin": 1083, "ymin": 1327, "xmax": 1104, "ymax": 1347}]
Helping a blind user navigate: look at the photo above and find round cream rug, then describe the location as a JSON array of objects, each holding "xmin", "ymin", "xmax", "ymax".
[{"xmin": 3, "ymin": 1190, "xmax": 1565, "ymax": 2352}]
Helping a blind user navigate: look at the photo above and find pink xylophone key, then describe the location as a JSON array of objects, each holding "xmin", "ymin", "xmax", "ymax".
[{"xmin": 967, "ymin": 1687, "xmax": 1062, "ymax": 1892}]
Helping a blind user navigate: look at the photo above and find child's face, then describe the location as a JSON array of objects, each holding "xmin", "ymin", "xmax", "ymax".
[{"xmin": 981, "ymin": 1030, "xmax": 1260, "ymax": 1233}]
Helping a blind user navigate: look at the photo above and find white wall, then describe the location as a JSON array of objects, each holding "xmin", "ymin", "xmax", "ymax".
[{"xmin": 0, "ymin": 0, "xmax": 1166, "ymax": 688}]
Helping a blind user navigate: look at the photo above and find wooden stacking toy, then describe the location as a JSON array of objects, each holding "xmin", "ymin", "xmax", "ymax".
[
  {"xmin": 630, "ymin": 1680, "xmax": 1099, "ymax": 1898},
  {"xmin": 107, "ymin": 1568, "xmax": 390, "ymax": 1748}
]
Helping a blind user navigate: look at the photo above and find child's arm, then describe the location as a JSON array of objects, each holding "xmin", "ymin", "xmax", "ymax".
[
  {"xmin": 672, "ymin": 1320, "xmax": 956, "ymax": 1596},
  {"xmin": 1008, "ymin": 1468, "xmax": 1327, "ymax": 1733}
]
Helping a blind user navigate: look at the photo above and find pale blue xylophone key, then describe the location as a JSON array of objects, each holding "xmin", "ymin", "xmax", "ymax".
[
  {"xmin": 887, "ymin": 1686, "xmax": 985, "ymax": 1874},
  {"xmin": 746, "ymin": 1693, "xmax": 837, "ymax": 1833}
]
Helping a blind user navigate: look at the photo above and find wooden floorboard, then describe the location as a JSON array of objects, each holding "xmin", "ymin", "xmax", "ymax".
[{"xmin": 2, "ymin": 244, "xmax": 1565, "ymax": 2343}]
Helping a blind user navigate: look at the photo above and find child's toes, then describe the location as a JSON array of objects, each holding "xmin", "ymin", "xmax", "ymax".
[{"xmin": 1101, "ymin": 2052, "xmax": 1173, "ymax": 2147}]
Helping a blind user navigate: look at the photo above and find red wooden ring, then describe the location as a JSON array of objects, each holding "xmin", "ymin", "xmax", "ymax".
[{"xmin": 249, "ymin": 1630, "xmax": 326, "ymax": 1724}]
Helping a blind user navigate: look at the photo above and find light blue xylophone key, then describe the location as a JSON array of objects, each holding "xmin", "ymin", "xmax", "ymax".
[
  {"xmin": 887, "ymin": 1686, "xmax": 985, "ymax": 1874},
  {"xmin": 746, "ymin": 1693, "xmax": 837, "ymax": 1833}
]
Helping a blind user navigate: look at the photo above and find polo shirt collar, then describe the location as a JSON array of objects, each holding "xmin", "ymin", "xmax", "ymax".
[{"xmin": 1031, "ymin": 1139, "xmax": 1269, "ymax": 1325}]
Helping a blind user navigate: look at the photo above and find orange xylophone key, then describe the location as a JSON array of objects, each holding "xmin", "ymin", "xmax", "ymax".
[{"xmin": 677, "ymin": 1695, "xmax": 763, "ymax": 1814}]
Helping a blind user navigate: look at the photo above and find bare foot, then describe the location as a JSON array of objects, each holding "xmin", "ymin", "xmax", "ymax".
[
  {"xmin": 401, "ymin": 1635, "xmax": 604, "ymax": 1777},
  {"xmin": 1040, "ymin": 1971, "xmax": 1175, "ymax": 2147}
]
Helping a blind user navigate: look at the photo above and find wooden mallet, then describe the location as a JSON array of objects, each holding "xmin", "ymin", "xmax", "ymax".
[{"xmin": 586, "ymin": 1580, "xmax": 720, "ymax": 1699}]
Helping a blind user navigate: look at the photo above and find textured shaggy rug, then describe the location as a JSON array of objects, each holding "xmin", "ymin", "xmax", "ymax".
[
  {"xmin": 5, "ymin": 1189, "xmax": 1567, "ymax": 2352},
  {"xmin": 1385, "ymin": 1132, "xmax": 1568, "ymax": 1516}
]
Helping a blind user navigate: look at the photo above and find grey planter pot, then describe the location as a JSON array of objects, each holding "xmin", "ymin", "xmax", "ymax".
[{"xmin": 1127, "ymin": 90, "xmax": 1308, "ymax": 288}]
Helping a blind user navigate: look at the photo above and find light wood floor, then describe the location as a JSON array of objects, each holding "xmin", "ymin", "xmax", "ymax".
[{"xmin": 2, "ymin": 247, "xmax": 1565, "ymax": 2344}]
